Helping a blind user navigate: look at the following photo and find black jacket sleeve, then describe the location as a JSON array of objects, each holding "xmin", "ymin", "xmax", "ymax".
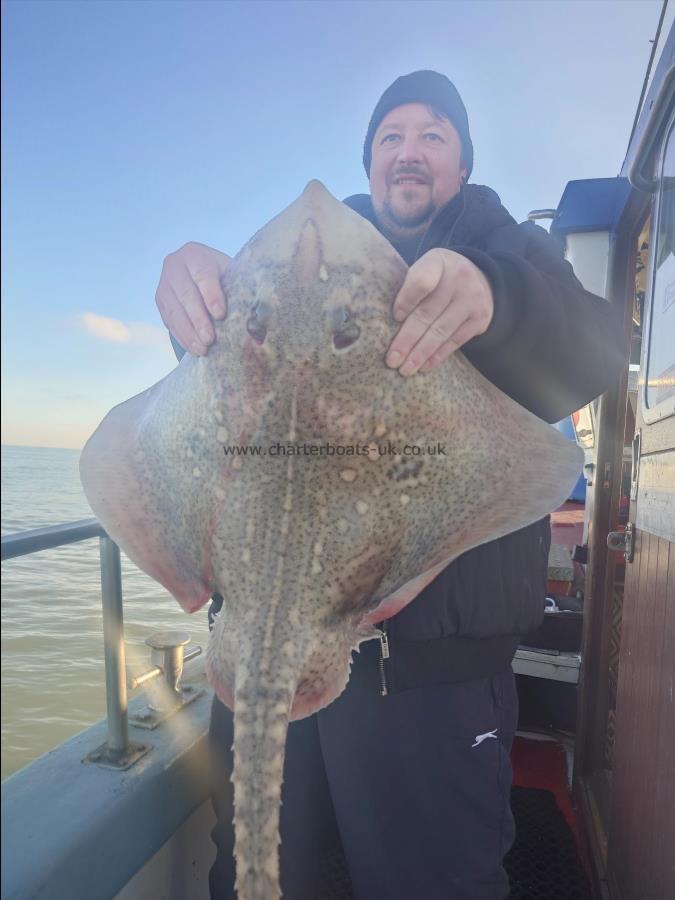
[{"xmin": 454, "ymin": 223, "xmax": 626, "ymax": 423}]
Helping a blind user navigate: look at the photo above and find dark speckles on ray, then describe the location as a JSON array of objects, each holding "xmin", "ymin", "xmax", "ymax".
[{"xmin": 80, "ymin": 180, "xmax": 583, "ymax": 900}]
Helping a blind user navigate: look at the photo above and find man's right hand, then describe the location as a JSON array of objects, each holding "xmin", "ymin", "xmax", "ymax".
[{"xmin": 155, "ymin": 242, "xmax": 232, "ymax": 356}]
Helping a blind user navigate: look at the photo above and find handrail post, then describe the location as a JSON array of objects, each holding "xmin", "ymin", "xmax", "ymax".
[
  {"xmin": 99, "ymin": 536, "xmax": 128, "ymax": 753},
  {"xmin": 2, "ymin": 520, "xmax": 151, "ymax": 769}
]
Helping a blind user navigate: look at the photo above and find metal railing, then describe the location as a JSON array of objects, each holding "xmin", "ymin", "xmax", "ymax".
[{"xmin": 2, "ymin": 518, "xmax": 133, "ymax": 762}]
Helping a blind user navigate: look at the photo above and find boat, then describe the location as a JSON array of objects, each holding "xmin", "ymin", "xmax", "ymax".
[{"xmin": 2, "ymin": 18, "xmax": 674, "ymax": 900}]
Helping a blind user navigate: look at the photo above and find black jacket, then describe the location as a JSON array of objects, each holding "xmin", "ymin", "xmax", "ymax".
[{"xmin": 342, "ymin": 184, "xmax": 625, "ymax": 689}]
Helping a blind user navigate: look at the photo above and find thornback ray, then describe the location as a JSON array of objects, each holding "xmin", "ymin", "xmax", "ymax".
[{"xmin": 80, "ymin": 179, "xmax": 583, "ymax": 900}]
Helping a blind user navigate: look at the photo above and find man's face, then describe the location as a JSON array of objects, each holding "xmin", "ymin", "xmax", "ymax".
[{"xmin": 369, "ymin": 102, "xmax": 467, "ymax": 240}]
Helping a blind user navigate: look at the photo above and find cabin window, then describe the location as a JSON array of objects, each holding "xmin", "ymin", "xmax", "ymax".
[{"xmin": 645, "ymin": 116, "xmax": 675, "ymax": 410}]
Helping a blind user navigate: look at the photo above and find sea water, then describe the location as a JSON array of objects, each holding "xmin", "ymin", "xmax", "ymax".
[{"xmin": 1, "ymin": 444, "xmax": 210, "ymax": 780}]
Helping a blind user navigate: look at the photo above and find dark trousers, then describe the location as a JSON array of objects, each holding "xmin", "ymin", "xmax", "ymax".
[{"xmin": 208, "ymin": 639, "xmax": 517, "ymax": 900}]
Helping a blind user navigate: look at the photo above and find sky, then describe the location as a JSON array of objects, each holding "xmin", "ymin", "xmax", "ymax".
[{"xmin": 1, "ymin": 0, "xmax": 672, "ymax": 449}]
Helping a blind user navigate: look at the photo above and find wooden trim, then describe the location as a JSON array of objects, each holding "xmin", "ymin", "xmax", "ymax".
[
  {"xmin": 607, "ymin": 532, "xmax": 675, "ymax": 898},
  {"xmin": 575, "ymin": 215, "xmax": 643, "ymax": 781},
  {"xmin": 575, "ymin": 777, "xmax": 611, "ymax": 899},
  {"xmin": 607, "ymin": 239, "xmax": 675, "ymax": 894}
]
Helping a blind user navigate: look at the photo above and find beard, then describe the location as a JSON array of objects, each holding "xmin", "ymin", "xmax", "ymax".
[{"xmin": 381, "ymin": 190, "xmax": 435, "ymax": 232}]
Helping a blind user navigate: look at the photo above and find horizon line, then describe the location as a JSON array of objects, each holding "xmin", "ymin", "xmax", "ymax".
[{"xmin": 1, "ymin": 442, "xmax": 83, "ymax": 452}]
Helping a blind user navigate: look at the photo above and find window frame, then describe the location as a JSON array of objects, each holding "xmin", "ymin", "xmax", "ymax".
[{"xmin": 640, "ymin": 108, "xmax": 675, "ymax": 425}]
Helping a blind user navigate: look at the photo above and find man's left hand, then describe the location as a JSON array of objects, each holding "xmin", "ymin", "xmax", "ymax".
[{"xmin": 386, "ymin": 248, "xmax": 494, "ymax": 376}]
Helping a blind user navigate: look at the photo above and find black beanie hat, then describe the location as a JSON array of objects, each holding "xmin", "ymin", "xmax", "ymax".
[{"xmin": 362, "ymin": 70, "xmax": 473, "ymax": 179}]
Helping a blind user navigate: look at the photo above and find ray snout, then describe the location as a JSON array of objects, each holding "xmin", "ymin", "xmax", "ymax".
[
  {"xmin": 300, "ymin": 178, "xmax": 337, "ymax": 206},
  {"xmin": 292, "ymin": 219, "xmax": 322, "ymax": 287}
]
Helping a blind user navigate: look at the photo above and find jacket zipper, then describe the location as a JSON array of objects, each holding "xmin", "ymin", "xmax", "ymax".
[
  {"xmin": 377, "ymin": 193, "xmax": 467, "ymax": 699},
  {"xmin": 378, "ymin": 621, "xmax": 390, "ymax": 696}
]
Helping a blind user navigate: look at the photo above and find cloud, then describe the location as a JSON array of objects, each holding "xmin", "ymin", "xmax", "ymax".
[
  {"xmin": 80, "ymin": 312, "xmax": 169, "ymax": 350},
  {"xmin": 81, "ymin": 312, "xmax": 130, "ymax": 342}
]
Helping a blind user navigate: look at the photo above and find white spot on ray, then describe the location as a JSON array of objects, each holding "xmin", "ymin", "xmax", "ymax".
[
  {"xmin": 288, "ymin": 388, "xmax": 298, "ymax": 441},
  {"xmin": 267, "ymin": 723, "xmax": 286, "ymax": 743},
  {"xmin": 193, "ymin": 467, "xmax": 202, "ymax": 478},
  {"xmin": 400, "ymin": 493, "xmax": 410, "ymax": 506},
  {"xmin": 314, "ymin": 541, "xmax": 323, "ymax": 555},
  {"xmin": 262, "ymin": 854, "xmax": 278, "ymax": 881},
  {"xmin": 337, "ymin": 518, "xmax": 349, "ymax": 533},
  {"xmin": 319, "ymin": 264, "xmax": 329, "ymax": 282},
  {"xmin": 340, "ymin": 469, "xmax": 357, "ymax": 482},
  {"xmin": 241, "ymin": 548, "xmax": 251, "ymax": 564},
  {"xmin": 312, "ymin": 559, "xmax": 323, "ymax": 574},
  {"xmin": 356, "ymin": 500, "xmax": 368, "ymax": 515},
  {"xmin": 217, "ymin": 426, "xmax": 228, "ymax": 443}
]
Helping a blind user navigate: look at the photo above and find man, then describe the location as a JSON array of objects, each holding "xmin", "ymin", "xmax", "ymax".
[{"xmin": 156, "ymin": 71, "xmax": 624, "ymax": 899}]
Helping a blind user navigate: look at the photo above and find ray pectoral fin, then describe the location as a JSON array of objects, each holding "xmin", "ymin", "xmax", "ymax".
[
  {"xmin": 79, "ymin": 383, "xmax": 213, "ymax": 614},
  {"xmin": 461, "ymin": 408, "xmax": 584, "ymax": 551},
  {"xmin": 289, "ymin": 633, "xmax": 356, "ymax": 721},
  {"xmin": 362, "ymin": 398, "xmax": 583, "ymax": 628},
  {"xmin": 358, "ymin": 560, "xmax": 452, "ymax": 628}
]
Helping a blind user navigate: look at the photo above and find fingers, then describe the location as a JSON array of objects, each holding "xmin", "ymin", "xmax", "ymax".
[
  {"xmin": 418, "ymin": 321, "xmax": 479, "ymax": 373},
  {"xmin": 155, "ymin": 242, "xmax": 231, "ymax": 356},
  {"xmin": 177, "ymin": 278, "xmax": 216, "ymax": 347},
  {"xmin": 159, "ymin": 285, "xmax": 209, "ymax": 356},
  {"xmin": 391, "ymin": 250, "xmax": 445, "ymax": 323},
  {"xmin": 156, "ymin": 273, "xmax": 210, "ymax": 355},
  {"xmin": 387, "ymin": 249, "xmax": 494, "ymax": 376},
  {"xmin": 192, "ymin": 248, "xmax": 230, "ymax": 320},
  {"xmin": 386, "ymin": 287, "xmax": 460, "ymax": 371},
  {"xmin": 394, "ymin": 302, "xmax": 473, "ymax": 376}
]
